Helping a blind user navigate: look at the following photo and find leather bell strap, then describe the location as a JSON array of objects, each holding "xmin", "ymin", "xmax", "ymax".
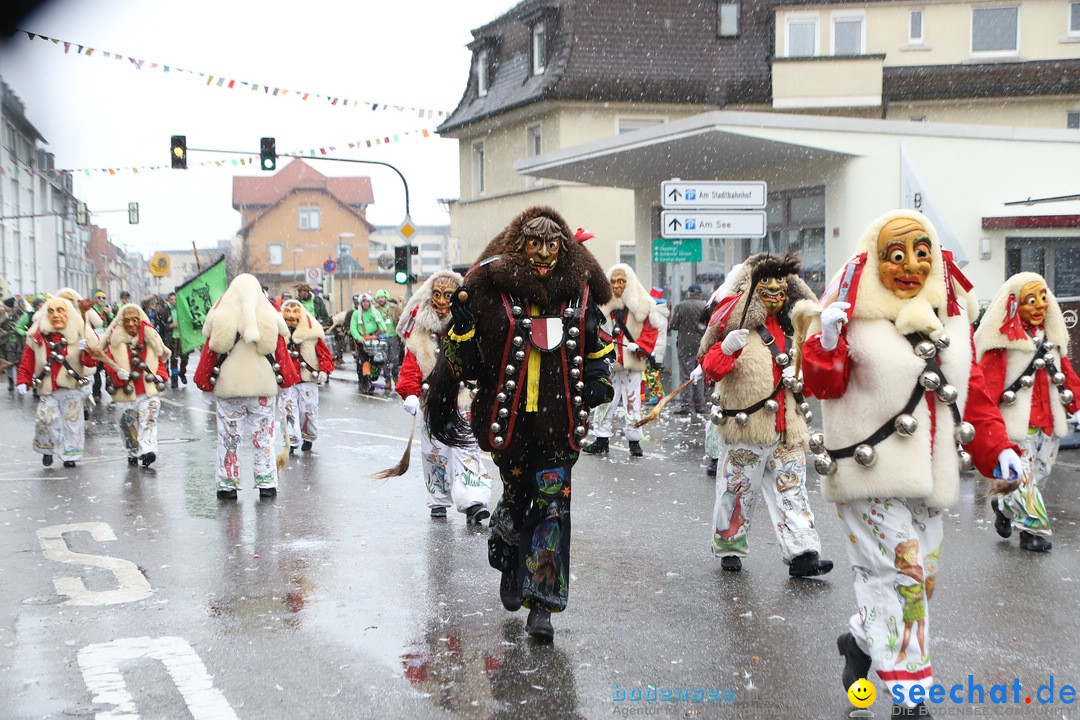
[
  {"xmin": 718, "ymin": 326, "xmax": 801, "ymax": 418},
  {"xmin": 1003, "ymin": 335, "xmax": 1054, "ymax": 396}
]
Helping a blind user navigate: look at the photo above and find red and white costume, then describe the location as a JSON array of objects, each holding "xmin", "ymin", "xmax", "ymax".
[
  {"xmin": 279, "ymin": 299, "xmax": 335, "ymax": 450},
  {"xmin": 102, "ymin": 304, "xmax": 170, "ymax": 462}
]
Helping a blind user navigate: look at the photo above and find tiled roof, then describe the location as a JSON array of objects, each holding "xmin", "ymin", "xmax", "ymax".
[
  {"xmin": 232, "ymin": 158, "xmax": 375, "ymax": 210},
  {"xmin": 885, "ymin": 58, "xmax": 1080, "ymax": 101}
]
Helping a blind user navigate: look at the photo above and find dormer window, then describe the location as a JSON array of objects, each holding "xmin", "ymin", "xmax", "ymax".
[
  {"xmin": 532, "ymin": 22, "xmax": 547, "ymax": 75},
  {"xmin": 477, "ymin": 49, "xmax": 490, "ymax": 97}
]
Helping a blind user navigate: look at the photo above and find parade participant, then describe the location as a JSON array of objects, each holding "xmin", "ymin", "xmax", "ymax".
[
  {"xmin": 1, "ymin": 297, "xmax": 23, "ymax": 390},
  {"xmin": 582, "ymin": 263, "xmax": 658, "ymax": 457},
  {"xmin": 16, "ymin": 296, "xmax": 97, "ymax": 467},
  {"xmin": 796, "ymin": 210, "xmax": 1021, "ymax": 716},
  {"xmin": 974, "ymin": 273, "xmax": 1080, "ymax": 552},
  {"xmin": 91, "ymin": 289, "xmax": 115, "ymax": 327},
  {"xmin": 376, "ymin": 289, "xmax": 403, "ymax": 389},
  {"xmin": 643, "ymin": 287, "xmax": 669, "ymax": 406},
  {"xmin": 164, "ymin": 292, "xmax": 189, "ymax": 387},
  {"xmin": 101, "ymin": 304, "xmax": 170, "ymax": 467},
  {"xmin": 296, "ymin": 283, "xmax": 331, "ymax": 327},
  {"xmin": 669, "ymin": 284, "xmax": 708, "ymax": 416},
  {"xmin": 193, "ymin": 274, "xmax": 300, "ymax": 499},
  {"xmin": 350, "ymin": 292, "xmax": 391, "ymax": 394},
  {"xmin": 425, "ymin": 205, "xmax": 613, "ymax": 641},
  {"xmin": 279, "ymin": 299, "xmax": 334, "ymax": 454},
  {"xmin": 396, "ymin": 270, "xmax": 492, "ymax": 524},
  {"xmin": 698, "ymin": 253, "xmax": 832, "ymax": 577}
]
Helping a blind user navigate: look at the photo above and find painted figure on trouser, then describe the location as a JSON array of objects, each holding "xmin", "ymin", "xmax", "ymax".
[
  {"xmin": 102, "ymin": 304, "xmax": 170, "ymax": 467},
  {"xmin": 16, "ymin": 296, "xmax": 97, "ymax": 467},
  {"xmin": 426, "ymin": 208, "xmax": 613, "ymax": 641},
  {"xmin": 974, "ymin": 272, "xmax": 1080, "ymax": 553},
  {"xmin": 796, "ymin": 209, "xmax": 1022, "ymax": 717},
  {"xmin": 396, "ymin": 270, "xmax": 492, "ymax": 524},
  {"xmin": 279, "ymin": 299, "xmax": 334, "ymax": 454},
  {"xmin": 583, "ymin": 262, "xmax": 658, "ymax": 457},
  {"xmin": 194, "ymin": 274, "xmax": 301, "ymax": 499},
  {"xmin": 698, "ymin": 254, "xmax": 832, "ymax": 578}
]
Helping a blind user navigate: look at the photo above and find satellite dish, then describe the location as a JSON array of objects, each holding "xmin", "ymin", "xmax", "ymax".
[{"xmin": 377, "ymin": 251, "xmax": 394, "ymax": 271}]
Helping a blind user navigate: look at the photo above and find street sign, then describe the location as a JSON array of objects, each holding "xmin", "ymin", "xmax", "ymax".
[
  {"xmin": 148, "ymin": 252, "xmax": 170, "ymax": 277},
  {"xmin": 305, "ymin": 266, "xmax": 323, "ymax": 285},
  {"xmin": 660, "ymin": 210, "xmax": 767, "ymax": 239},
  {"xmin": 652, "ymin": 238, "xmax": 703, "ymax": 263},
  {"xmin": 398, "ymin": 215, "xmax": 418, "ymax": 242},
  {"xmin": 323, "ymin": 259, "xmax": 337, "ymax": 274},
  {"xmin": 661, "ymin": 180, "xmax": 767, "ymax": 209}
]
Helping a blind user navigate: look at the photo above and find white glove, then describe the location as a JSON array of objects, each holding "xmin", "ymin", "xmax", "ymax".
[
  {"xmin": 690, "ymin": 364, "xmax": 704, "ymax": 383},
  {"xmin": 77, "ymin": 338, "xmax": 87, "ymax": 350},
  {"xmin": 782, "ymin": 365, "xmax": 797, "ymax": 381},
  {"xmin": 996, "ymin": 448, "xmax": 1024, "ymax": 481},
  {"xmin": 819, "ymin": 302, "xmax": 851, "ymax": 352},
  {"xmin": 201, "ymin": 391, "xmax": 216, "ymax": 407},
  {"xmin": 16, "ymin": 384, "xmax": 28, "ymax": 396},
  {"xmin": 721, "ymin": 328, "xmax": 750, "ymax": 356},
  {"xmin": 403, "ymin": 395, "xmax": 420, "ymax": 416},
  {"xmin": 317, "ymin": 371, "xmax": 329, "ymax": 385},
  {"xmin": 626, "ymin": 341, "xmax": 639, "ymax": 354},
  {"xmin": 116, "ymin": 369, "xmax": 130, "ymax": 381}
]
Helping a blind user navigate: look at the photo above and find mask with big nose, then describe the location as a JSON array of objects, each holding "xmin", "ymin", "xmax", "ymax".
[
  {"xmin": 755, "ymin": 276, "xmax": 788, "ymax": 316},
  {"xmin": 282, "ymin": 304, "xmax": 302, "ymax": 328},
  {"xmin": 431, "ymin": 280, "xmax": 456, "ymax": 319},
  {"xmin": 521, "ymin": 216, "xmax": 564, "ymax": 279},
  {"xmin": 46, "ymin": 298, "xmax": 69, "ymax": 331},
  {"xmin": 877, "ymin": 218, "xmax": 933, "ymax": 299},
  {"xmin": 1018, "ymin": 281, "xmax": 1048, "ymax": 327},
  {"xmin": 122, "ymin": 309, "xmax": 141, "ymax": 337}
]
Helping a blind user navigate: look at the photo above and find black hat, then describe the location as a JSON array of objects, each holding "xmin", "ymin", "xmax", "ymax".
[{"xmin": 3, "ymin": 297, "xmax": 14, "ymax": 308}]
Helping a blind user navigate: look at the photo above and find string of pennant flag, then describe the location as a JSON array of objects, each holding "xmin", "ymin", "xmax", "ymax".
[
  {"xmin": 0, "ymin": 129, "xmax": 436, "ymax": 177},
  {"xmin": 19, "ymin": 30, "xmax": 451, "ymax": 119}
]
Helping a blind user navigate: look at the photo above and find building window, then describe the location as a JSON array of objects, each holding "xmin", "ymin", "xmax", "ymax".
[
  {"xmin": 298, "ymin": 205, "xmax": 321, "ymax": 231},
  {"xmin": 831, "ymin": 13, "xmax": 864, "ymax": 55},
  {"xmin": 618, "ymin": 116, "xmax": 665, "ymax": 134},
  {"xmin": 717, "ymin": 1, "xmax": 740, "ymax": 38},
  {"xmin": 477, "ymin": 49, "xmax": 489, "ymax": 97},
  {"xmin": 531, "ymin": 22, "xmax": 547, "ymax": 75},
  {"xmin": 1007, "ymin": 238, "xmax": 1080, "ymax": 297},
  {"xmin": 527, "ymin": 125, "xmax": 542, "ymax": 157},
  {"xmin": 786, "ymin": 15, "xmax": 819, "ymax": 57},
  {"xmin": 269, "ymin": 244, "xmax": 284, "ymax": 266},
  {"xmin": 1071, "ymin": 2, "xmax": 1080, "ymax": 35},
  {"xmin": 1069, "ymin": 111, "xmax": 1080, "ymax": 129},
  {"xmin": 473, "ymin": 142, "xmax": 486, "ymax": 195},
  {"xmin": 618, "ymin": 242, "xmax": 636, "ymax": 270},
  {"xmin": 909, "ymin": 10, "xmax": 924, "ymax": 44},
  {"xmin": 972, "ymin": 5, "xmax": 1019, "ymax": 55}
]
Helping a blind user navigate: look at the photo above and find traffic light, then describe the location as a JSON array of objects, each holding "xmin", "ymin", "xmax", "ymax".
[
  {"xmin": 128, "ymin": 202, "xmax": 139, "ymax": 224},
  {"xmin": 75, "ymin": 201, "xmax": 88, "ymax": 226},
  {"xmin": 394, "ymin": 245, "xmax": 409, "ymax": 284},
  {"xmin": 260, "ymin": 137, "xmax": 276, "ymax": 171},
  {"xmin": 170, "ymin": 135, "xmax": 187, "ymax": 169}
]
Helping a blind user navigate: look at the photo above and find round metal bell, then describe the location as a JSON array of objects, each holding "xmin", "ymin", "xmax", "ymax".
[
  {"xmin": 1053, "ymin": 371, "xmax": 1066, "ymax": 386},
  {"xmin": 808, "ymin": 432, "xmax": 825, "ymax": 455},
  {"xmin": 1001, "ymin": 389, "xmax": 1017, "ymax": 405},
  {"xmin": 936, "ymin": 384, "xmax": 958, "ymax": 404},
  {"xmin": 575, "ymin": 381, "xmax": 585, "ymax": 391},
  {"xmin": 853, "ymin": 444, "xmax": 877, "ymax": 467},
  {"xmin": 498, "ymin": 408, "xmax": 509, "ymax": 418},
  {"xmin": 67, "ymin": 369, "xmax": 77, "ymax": 378},
  {"xmin": 51, "ymin": 352, "xmax": 63, "ymax": 363},
  {"xmin": 490, "ymin": 422, "xmax": 502, "ymax": 434},
  {"xmin": 894, "ymin": 414, "xmax": 918, "ymax": 436},
  {"xmin": 520, "ymin": 318, "xmax": 532, "ymax": 328},
  {"xmin": 209, "ymin": 377, "xmax": 217, "ymax": 386},
  {"xmin": 131, "ymin": 371, "xmax": 142, "ymax": 381},
  {"xmin": 574, "ymin": 425, "xmax": 586, "ymax": 436},
  {"xmin": 1061, "ymin": 389, "xmax": 1075, "ymax": 405},
  {"xmin": 919, "ymin": 371, "xmax": 941, "ymax": 390},
  {"xmin": 105, "ymin": 383, "xmax": 116, "ymax": 394},
  {"xmin": 954, "ymin": 421, "xmax": 976, "ymax": 444},
  {"xmin": 1045, "ymin": 352, "xmax": 1057, "ymax": 366},
  {"xmin": 422, "ymin": 382, "xmax": 431, "ymax": 393},
  {"xmin": 799, "ymin": 401, "xmax": 811, "ymax": 414},
  {"xmin": 813, "ymin": 454, "xmax": 836, "ymax": 475},
  {"xmin": 1033, "ymin": 357, "xmax": 1046, "ymax": 371},
  {"xmin": 511, "ymin": 305, "xmax": 522, "ymax": 317},
  {"xmin": 273, "ymin": 363, "xmax": 281, "ymax": 372},
  {"xmin": 711, "ymin": 392, "xmax": 721, "ymax": 404},
  {"xmin": 290, "ymin": 350, "xmax": 300, "ymax": 359},
  {"xmin": 1019, "ymin": 375, "xmax": 1034, "ymax": 389},
  {"xmin": 493, "ymin": 435, "xmax": 505, "ymax": 447},
  {"xmin": 570, "ymin": 368, "xmax": 580, "ymax": 379},
  {"xmin": 496, "ymin": 392, "xmax": 507, "ymax": 403},
  {"xmin": 276, "ymin": 374, "xmax": 284, "ymax": 384},
  {"xmin": 1044, "ymin": 342, "xmax": 1056, "ymax": 352},
  {"xmin": 32, "ymin": 377, "xmax": 42, "ymax": 389},
  {"xmin": 578, "ymin": 410, "xmax": 589, "ymax": 421},
  {"xmin": 566, "ymin": 340, "xmax": 578, "ymax": 351},
  {"xmin": 513, "ymin": 336, "xmax": 524, "ymax": 347},
  {"xmin": 734, "ymin": 412, "xmax": 749, "ymax": 426},
  {"xmin": 572, "ymin": 356, "xmax": 583, "ymax": 366},
  {"xmin": 211, "ymin": 367, "xmax": 220, "ymax": 377},
  {"xmin": 505, "ymin": 380, "xmax": 516, "ymax": 391},
  {"xmin": 914, "ymin": 340, "xmax": 937, "ymax": 359},
  {"xmin": 564, "ymin": 307, "xmax": 575, "ymax": 319},
  {"xmin": 933, "ymin": 335, "xmax": 951, "ymax": 349},
  {"xmin": 505, "ymin": 364, "xmax": 516, "ymax": 375},
  {"xmin": 803, "ymin": 409, "xmax": 813, "ymax": 424},
  {"xmin": 774, "ymin": 352, "xmax": 790, "ymax": 368},
  {"xmin": 573, "ymin": 395, "xmax": 582, "ymax": 406},
  {"xmin": 794, "ymin": 381, "xmax": 804, "ymax": 394},
  {"xmin": 156, "ymin": 382, "xmax": 166, "ymax": 392},
  {"xmin": 515, "ymin": 350, "xmax": 525, "ymax": 361},
  {"xmin": 711, "ymin": 410, "xmax": 728, "ymax": 426},
  {"xmin": 568, "ymin": 326, "xmax": 580, "ymax": 337},
  {"xmin": 782, "ymin": 375, "xmax": 796, "ymax": 389},
  {"xmin": 958, "ymin": 450, "xmax": 974, "ymax": 471},
  {"xmin": 124, "ymin": 383, "xmax": 134, "ymax": 394},
  {"xmin": 764, "ymin": 399, "xmax": 779, "ymax": 414}
]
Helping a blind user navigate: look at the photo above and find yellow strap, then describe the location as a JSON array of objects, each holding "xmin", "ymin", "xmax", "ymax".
[
  {"xmin": 526, "ymin": 304, "xmax": 541, "ymax": 412},
  {"xmin": 447, "ymin": 327, "xmax": 474, "ymax": 342},
  {"xmin": 587, "ymin": 343, "xmax": 613, "ymax": 360}
]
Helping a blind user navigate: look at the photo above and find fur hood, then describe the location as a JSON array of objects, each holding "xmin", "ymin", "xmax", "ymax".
[
  {"xmin": 281, "ymin": 299, "xmax": 325, "ymax": 342},
  {"xmin": 465, "ymin": 205, "xmax": 612, "ymax": 308},
  {"xmin": 974, "ymin": 272, "xmax": 1070, "ymax": 359},
  {"xmin": 397, "ymin": 269, "xmax": 462, "ymax": 338},
  {"xmin": 103, "ymin": 303, "xmax": 168, "ymax": 357},
  {"xmin": 601, "ymin": 263, "xmax": 653, "ymax": 323},
  {"xmin": 203, "ymin": 273, "xmax": 288, "ymax": 356}
]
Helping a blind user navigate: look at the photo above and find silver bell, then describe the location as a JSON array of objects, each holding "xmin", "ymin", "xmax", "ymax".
[
  {"xmin": 422, "ymin": 382, "xmax": 431, "ymax": 393},
  {"xmin": 156, "ymin": 382, "xmax": 166, "ymax": 392},
  {"xmin": 574, "ymin": 425, "xmax": 586, "ymax": 436},
  {"xmin": 209, "ymin": 376, "xmax": 217, "ymax": 386},
  {"xmin": 272, "ymin": 363, "xmax": 281, "ymax": 372},
  {"xmin": 131, "ymin": 371, "xmax": 142, "ymax": 381},
  {"xmin": 894, "ymin": 414, "xmax": 918, "ymax": 436},
  {"xmin": 564, "ymin": 307, "xmax": 576, "ymax": 319},
  {"xmin": 764, "ymin": 399, "xmax": 779, "ymax": 414},
  {"xmin": 1001, "ymin": 390, "xmax": 1017, "ymax": 405},
  {"xmin": 573, "ymin": 395, "xmax": 582, "ymax": 406},
  {"xmin": 496, "ymin": 392, "xmax": 507, "ymax": 403},
  {"xmin": 493, "ymin": 435, "xmax": 505, "ymax": 447},
  {"xmin": 1061, "ymin": 389, "xmax": 1075, "ymax": 406},
  {"xmin": 774, "ymin": 352, "xmax": 790, "ymax": 368},
  {"xmin": 813, "ymin": 454, "xmax": 837, "ymax": 475},
  {"xmin": 498, "ymin": 408, "xmax": 509, "ymax": 418},
  {"xmin": 853, "ymin": 444, "xmax": 877, "ymax": 467},
  {"xmin": 572, "ymin": 355, "xmax": 583, "ymax": 366},
  {"xmin": 32, "ymin": 377, "xmax": 42, "ymax": 389},
  {"xmin": 933, "ymin": 335, "xmax": 951, "ymax": 349},
  {"xmin": 1045, "ymin": 352, "xmax": 1057, "ymax": 366},
  {"xmin": 520, "ymin": 318, "xmax": 532, "ymax": 329},
  {"xmin": 1044, "ymin": 342, "xmax": 1056, "ymax": 352},
  {"xmin": 568, "ymin": 326, "xmax": 580, "ymax": 337},
  {"xmin": 958, "ymin": 450, "xmax": 974, "ymax": 471},
  {"xmin": 67, "ymin": 369, "xmax": 77, "ymax": 378},
  {"xmin": 808, "ymin": 432, "xmax": 826, "ymax": 455},
  {"xmin": 802, "ymin": 409, "xmax": 813, "ymax": 424},
  {"xmin": 914, "ymin": 340, "xmax": 937, "ymax": 359},
  {"xmin": 1053, "ymin": 372, "xmax": 1066, "ymax": 386},
  {"xmin": 794, "ymin": 381, "xmax": 804, "ymax": 394},
  {"xmin": 1019, "ymin": 375, "xmax": 1034, "ymax": 389},
  {"xmin": 570, "ymin": 368, "xmax": 581, "ymax": 379},
  {"xmin": 123, "ymin": 383, "xmax": 134, "ymax": 394},
  {"xmin": 211, "ymin": 367, "xmax": 220, "ymax": 377},
  {"xmin": 711, "ymin": 411, "xmax": 728, "ymax": 426},
  {"xmin": 919, "ymin": 371, "xmax": 941, "ymax": 390},
  {"xmin": 577, "ymin": 410, "xmax": 589, "ymax": 421},
  {"xmin": 514, "ymin": 350, "xmax": 525, "ymax": 361},
  {"xmin": 275, "ymin": 374, "xmax": 284, "ymax": 384},
  {"xmin": 511, "ymin": 305, "xmax": 522, "ymax": 317},
  {"xmin": 566, "ymin": 340, "xmax": 578, "ymax": 351},
  {"xmin": 799, "ymin": 401, "xmax": 811, "ymax": 415},
  {"xmin": 512, "ymin": 336, "xmax": 524, "ymax": 347},
  {"xmin": 505, "ymin": 364, "xmax": 516, "ymax": 375},
  {"xmin": 711, "ymin": 392, "xmax": 721, "ymax": 404},
  {"xmin": 954, "ymin": 421, "xmax": 975, "ymax": 444},
  {"xmin": 1033, "ymin": 357, "xmax": 1046, "ymax": 371},
  {"xmin": 290, "ymin": 350, "xmax": 300, "ymax": 359},
  {"xmin": 575, "ymin": 381, "xmax": 585, "ymax": 391},
  {"xmin": 782, "ymin": 375, "xmax": 796, "ymax": 389},
  {"xmin": 490, "ymin": 422, "xmax": 502, "ymax": 434},
  {"xmin": 936, "ymin": 384, "xmax": 958, "ymax": 404},
  {"xmin": 505, "ymin": 380, "xmax": 516, "ymax": 391},
  {"xmin": 734, "ymin": 412, "xmax": 749, "ymax": 426}
]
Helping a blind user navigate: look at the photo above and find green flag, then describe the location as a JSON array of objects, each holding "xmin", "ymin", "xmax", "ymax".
[{"xmin": 174, "ymin": 256, "xmax": 228, "ymax": 355}]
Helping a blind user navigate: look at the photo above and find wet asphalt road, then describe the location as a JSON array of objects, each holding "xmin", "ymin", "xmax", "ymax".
[{"xmin": 2, "ymin": 362, "xmax": 1080, "ymax": 720}]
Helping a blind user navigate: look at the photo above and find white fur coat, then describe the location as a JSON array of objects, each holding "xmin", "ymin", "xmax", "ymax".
[{"xmin": 203, "ymin": 274, "xmax": 289, "ymax": 398}]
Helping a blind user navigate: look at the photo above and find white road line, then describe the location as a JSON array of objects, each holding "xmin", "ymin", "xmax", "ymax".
[
  {"xmin": 157, "ymin": 397, "xmax": 214, "ymax": 414},
  {"xmin": 339, "ymin": 429, "xmax": 412, "ymax": 443},
  {"xmin": 36, "ymin": 522, "xmax": 153, "ymax": 606},
  {"xmin": 77, "ymin": 636, "xmax": 239, "ymax": 720}
]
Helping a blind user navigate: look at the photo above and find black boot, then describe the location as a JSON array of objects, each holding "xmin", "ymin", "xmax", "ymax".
[
  {"xmin": 63, "ymin": 460, "xmax": 76, "ymax": 468},
  {"xmin": 465, "ymin": 504, "xmax": 490, "ymax": 526},
  {"xmin": 7, "ymin": 376, "xmax": 13, "ymax": 392},
  {"xmin": 1019, "ymin": 530, "xmax": 1052, "ymax": 552},
  {"xmin": 127, "ymin": 456, "xmax": 138, "ymax": 466},
  {"xmin": 893, "ymin": 702, "xmax": 934, "ymax": 717},
  {"xmin": 581, "ymin": 437, "xmax": 609, "ymax": 454},
  {"xmin": 721, "ymin": 556, "xmax": 742, "ymax": 572},
  {"xmin": 628, "ymin": 440, "xmax": 644, "ymax": 457},
  {"xmin": 170, "ymin": 375, "xmax": 178, "ymax": 389},
  {"xmin": 990, "ymin": 499, "xmax": 1012, "ymax": 538},
  {"xmin": 259, "ymin": 486, "xmax": 277, "ymax": 498},
  {"xmin": 217, "ymin": 487, "xmax": 237, "ymax": 500},
  {"xmin": 140, "ymin": 452, "xmax": 156, "ymax": 467},
  {"xmin": 837, "ymin": 632, "xmax": 872, "ymax": 691},
  {"xmin": 525, "ymin": 605, "xmax": 554, "ymax": 642},
  {"xmin": 706, "ymin": 457, "xmax": 718, "ymax": 477},
  {"xmin": 301, "ymin": 440, "xmax": 312, "ymax": 452},
  {"xmin": 500, "ymin": 567, "xmax": 522, "ymax": 611},
  {"xmin": 42, "ymin": 454, "xmax": 53, "ymax": 467},
  {"xmin": 789, "ymin": 550, "xmax": 834, "ymax": 578},
  {"xmin": 430, "ymin": 507, "xmax": 447, "ymax": 518}
]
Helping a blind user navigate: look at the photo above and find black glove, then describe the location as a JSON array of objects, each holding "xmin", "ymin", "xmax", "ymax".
[
  {"xmin": 582, "ymin": 357, "xmax": 614, "ymax": 409},
  {"xmin": 450, "ymin": 286, "xmax": 475, "ymax": 335}
]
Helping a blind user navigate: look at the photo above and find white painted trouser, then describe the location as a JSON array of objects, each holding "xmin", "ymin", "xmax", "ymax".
[
  {"xmin": 999, "ymin": 430, "xmax": 1057, "ymax": 536},
  {"xmin": 838, "ymin": 497, "xmax": 943, "ymax": 708},
  {"xmin": 593, "ymin": 368, "xmax": 643, "ymax": 442},
  {"xmin": 420, "ymin": 414, "xmax": 492, "ymax": 514},
  {"xmin": 34, "ymin": 388, "xmax": 86, "ymax": 461},
  {"xmin": 215, "ymin": 396, "xmax": 278, "ymax": 489},
  {"xmin": 711, "ymin": 436, "xmax": 821, "ymax": 561},
  {"xmin": 118, "ymin": 395, "xmax": 160, "ymax": 458},
  {"xmin": 281, "ymin": 381, "xmax": 319, "ymax": 447}
]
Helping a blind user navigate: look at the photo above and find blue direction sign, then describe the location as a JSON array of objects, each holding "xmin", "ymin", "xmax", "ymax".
[
  {"xmin": 661, "ymin": 180, "xmax": 767, "ymax": 209},
  {"xmin": 660, "ymin": 210, "xmax": 767, "ymax": 239}
]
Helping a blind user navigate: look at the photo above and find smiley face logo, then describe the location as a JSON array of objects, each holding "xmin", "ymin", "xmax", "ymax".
[{"xmin": 847, "ymin": 678, "xmax": 876, "ymax": 708}]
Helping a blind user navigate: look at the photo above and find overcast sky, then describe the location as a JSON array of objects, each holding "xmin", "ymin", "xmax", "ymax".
[{"xmin": 0, "ymin": 0, "xmax": 519, "ymax": 256}]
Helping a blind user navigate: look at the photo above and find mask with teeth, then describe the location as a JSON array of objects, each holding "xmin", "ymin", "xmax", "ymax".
[{"xmin": 521, "ymin": 216, "xmax": 564, "ymax": 279}]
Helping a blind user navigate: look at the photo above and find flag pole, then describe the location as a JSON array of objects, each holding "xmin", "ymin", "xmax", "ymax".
[{"xmin": 192, "ymin": 241, "xmax": 202, "ymax": 272}]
